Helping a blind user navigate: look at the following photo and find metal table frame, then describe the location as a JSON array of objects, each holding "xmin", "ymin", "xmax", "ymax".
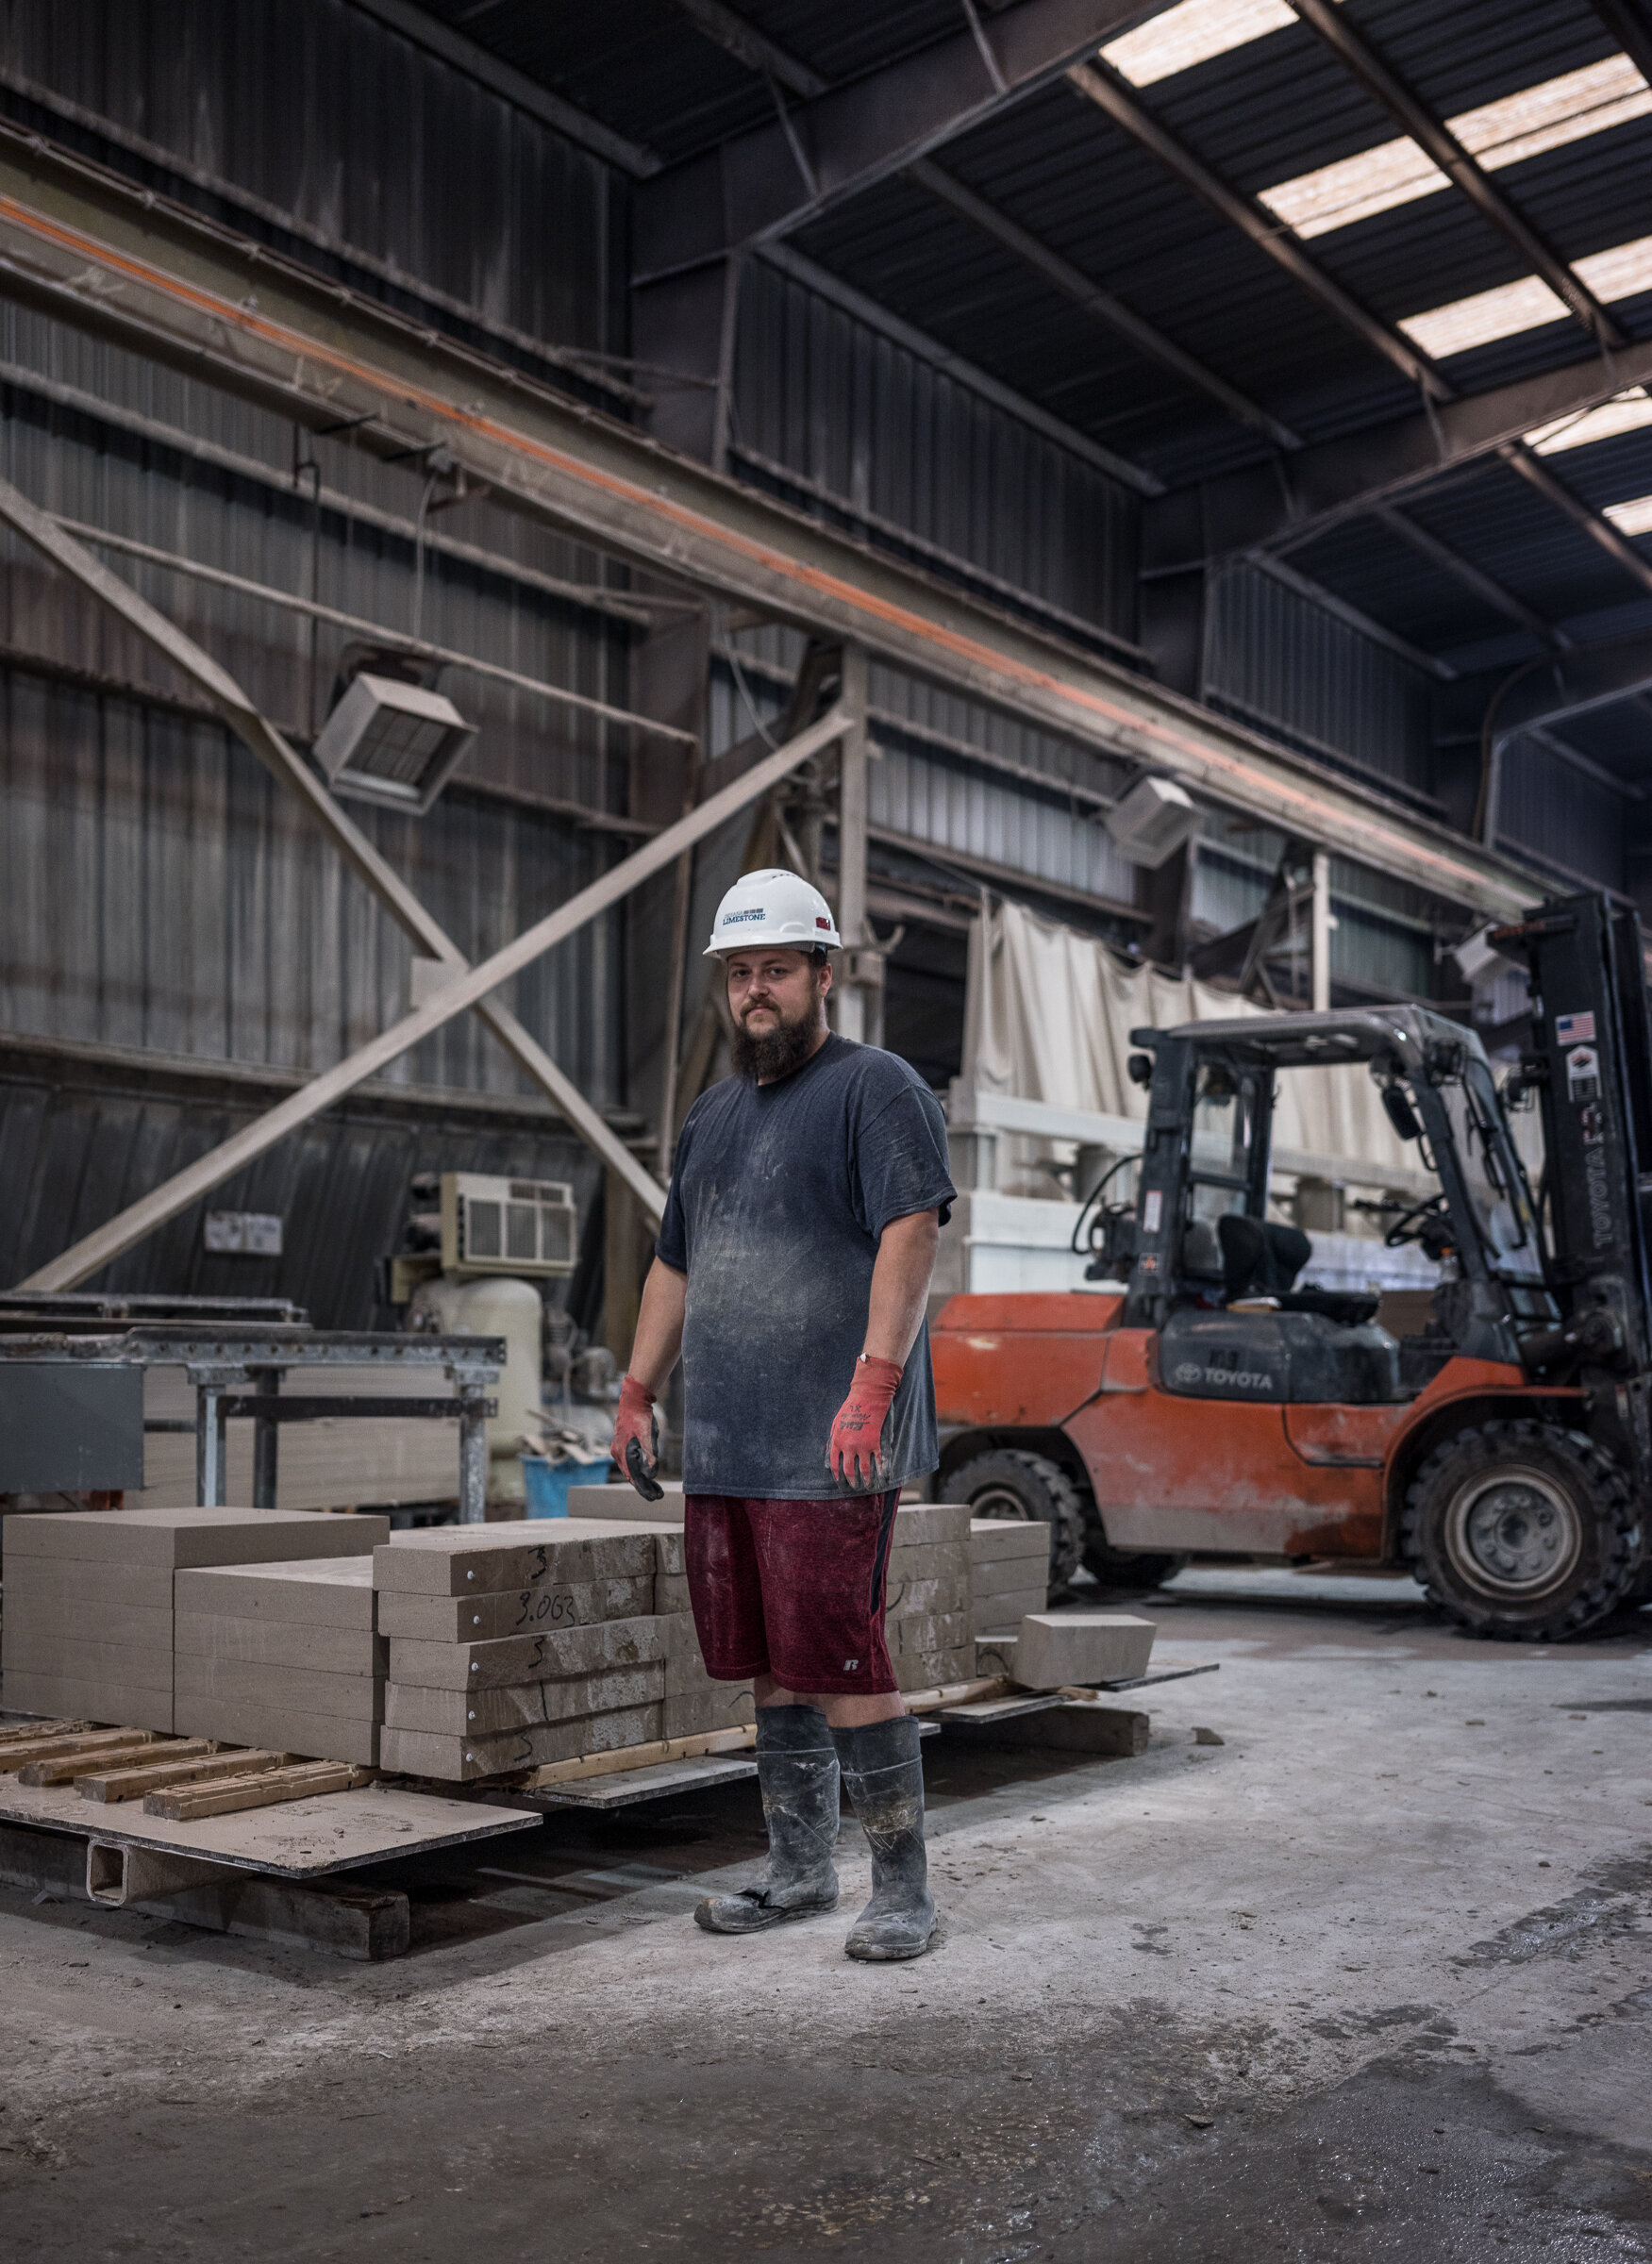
[{"xmin": 0, "ymin": 1326, "xmax": 503, "ymax": 1523}]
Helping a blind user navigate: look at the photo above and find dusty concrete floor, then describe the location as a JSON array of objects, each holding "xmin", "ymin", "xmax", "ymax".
[{"xmin": 3, "ymin": 1572, "xmax": 1651, "ymax": 2262}]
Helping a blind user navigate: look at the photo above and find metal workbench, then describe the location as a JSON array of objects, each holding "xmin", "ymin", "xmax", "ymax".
[{"xmin": 0, "ymin": 1307, "xmax": 503, "ymax": 1523}]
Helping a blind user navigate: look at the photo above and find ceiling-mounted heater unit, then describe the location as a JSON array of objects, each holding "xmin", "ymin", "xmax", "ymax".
[
  {"xmin": 313, "ymin": 673, "xmax": 476, "ymax": 814},
  {"xmin": 1104, "ymin": 774, "xmax": 1198, "ymax": 868}
]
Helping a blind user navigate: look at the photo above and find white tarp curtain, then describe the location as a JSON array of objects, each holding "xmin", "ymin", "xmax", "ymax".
[{"xmin": 959, "ymin": 896, "xmax": 1418, "ymax": 1193}]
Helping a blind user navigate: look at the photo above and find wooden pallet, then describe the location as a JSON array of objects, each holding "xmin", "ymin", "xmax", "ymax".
[{"xmin": 1, "ymin": 1723, "xmax": 368, "ymax": 1819}]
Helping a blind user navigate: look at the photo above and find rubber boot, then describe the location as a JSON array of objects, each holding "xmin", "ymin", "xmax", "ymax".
[
  {"xmin": 833, "ymin": 1715, "xmax": 936, "ymax": 1962},
  {"xmin": 694, "ymin": 1706, "xmax": 841, "ymax": 1935}
]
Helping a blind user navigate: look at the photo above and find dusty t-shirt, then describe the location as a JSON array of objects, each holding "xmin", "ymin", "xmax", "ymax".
[{"xmin": 655, "ymin": 1034, "xmax": 957, "ymax": 1499}]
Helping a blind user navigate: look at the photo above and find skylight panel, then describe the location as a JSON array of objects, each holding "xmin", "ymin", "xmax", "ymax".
[
  {"xmin": 1259, "ymin": 138, "xmax": 1445, "ymax": 239},
  {"xmin": 1574, "ymin": 233, "xmax": 1652, "ymax": 303},
  {"xmin": 1258, "ymin": 55, "xmax": 1651, "ymax": 242},
  {"xmin": 1453, "ymin": 54, "xmax": 1652, "ymax": 171},
  {"xmin": 1525, "ymin": 392, "xmax": 1652, "ymax": 454},
  {"xmin": 1397, "ymin": 275, "xmax": 1570, "ymax": 359},
  {"xmin": 1604, "ymin": 492, "xmax": 1652, "ymax": 537},
  {"xmin": 1101, "ymin": 0, "xmax": 1300, "ymax": 88}
]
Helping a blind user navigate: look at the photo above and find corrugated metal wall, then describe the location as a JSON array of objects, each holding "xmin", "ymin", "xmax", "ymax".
[
  {"xmin": 0, "ymin": 0, "xmax": 620, "ymax": 375},
  {"xmin": 1496, "ymin": 736, "xmax": 1628, "ymax": 893},
  {"xmin": 731, "ymin": 258, "xmax": 1142, "ymax": 660},
  {"xmin": 1204, "ymin": 564, "xmax": 1435, "ymax": 804}
]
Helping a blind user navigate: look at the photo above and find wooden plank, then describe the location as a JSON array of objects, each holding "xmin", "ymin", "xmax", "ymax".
[
  {"xmin": 0, "ymin": 1726, "xmax": 164, "ymax": 1771},
  {"xmin": 145, "ymin": 1762, "xmax": 373, "ymax": 1821},
  {"xmin": 904, "ymin": 1676, "xmax": 1011, "ymax": 1712},
  {"xmin": 21, "ymin": 1739, "xmax": 209, "ymax": 1787},
  {"xmin": 77, "ymin": 1750, "xmax": 293, "ymax": 1803},
  {"xmin": 0, "ymin": 1718, "xmax": 93, "ymax": 1745},
  {"xmin": 519, "ymin": 1724, "xmax": 758, "ymax": 1789},
  {"xmin": 537, "ymin": 1755, "xmax": 760, "ymax": 1808}
]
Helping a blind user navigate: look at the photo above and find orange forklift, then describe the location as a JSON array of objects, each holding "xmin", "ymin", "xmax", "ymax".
[{"xmin": 933, "ymin": 889, "xmax": 1652, "ymax": 1641}]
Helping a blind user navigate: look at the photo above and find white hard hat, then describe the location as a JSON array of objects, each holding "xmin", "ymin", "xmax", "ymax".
[{"xmin": 705, "ymin": 867, "xmax": 840, "ymax": 956}]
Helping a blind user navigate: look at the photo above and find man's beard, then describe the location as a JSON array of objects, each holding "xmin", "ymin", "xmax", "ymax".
[{"xmin": 730, "ymin": 998, "xmax": 825, "ymax": 1082}]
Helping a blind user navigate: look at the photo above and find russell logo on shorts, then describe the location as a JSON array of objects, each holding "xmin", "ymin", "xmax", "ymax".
[{"xmin": 843, "ymin": 1657, "xmax": 859, "ymax": 1673}]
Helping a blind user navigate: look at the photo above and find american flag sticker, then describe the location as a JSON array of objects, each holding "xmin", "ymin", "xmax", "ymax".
[{"xmin": 1556, "ymin": 1011, "xmax": 1595, "ymax": 1044}]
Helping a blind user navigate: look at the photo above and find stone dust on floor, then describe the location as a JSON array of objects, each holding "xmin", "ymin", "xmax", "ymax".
[{"xmin": 2, "ymin": 1569, "xmax": 1650, "ymax": 2262}]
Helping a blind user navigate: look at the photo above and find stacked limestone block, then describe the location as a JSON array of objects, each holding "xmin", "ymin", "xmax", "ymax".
[
  {"xmin": 1, "ymin": 1507, "xmax": 388, "ymax": 1734},
  {"xmin": 969, "ymin": 1517, "xmax": 1051, "ymax": 1636},
  {"xmin": 562, "ymin": 1489, "xmax": 753, "ymax": 1737},
  {"xmin": 173, "ymin": 1557, "xmax": 385, "ymax": 1766},
  {"xmin": 566, "ymin": 1488, "xmax": 976, "ymax": 1697},
  {"xmin": 374, "ymin": 1520, "xmax": 666, "ymax": 1780},
  {"xmin": 883, "ymin": 1503, "xmax": 974, "ymax": 1690}
]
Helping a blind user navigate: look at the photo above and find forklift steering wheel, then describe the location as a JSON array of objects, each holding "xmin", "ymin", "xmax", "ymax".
[{"xmin": 1383, "ymin": 1190, "xmax": 1450, "ymax": 1250}]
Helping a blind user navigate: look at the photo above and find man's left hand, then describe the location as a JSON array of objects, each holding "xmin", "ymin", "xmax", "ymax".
[{"xmin": 827, "ymin": 1355, "xmax": 903, "ymax": 1488}]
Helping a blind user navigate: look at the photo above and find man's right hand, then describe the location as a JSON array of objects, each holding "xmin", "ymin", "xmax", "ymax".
[{"xmin": 613, "ymin": 1373, "xmax": 661, "ymax": 1499}]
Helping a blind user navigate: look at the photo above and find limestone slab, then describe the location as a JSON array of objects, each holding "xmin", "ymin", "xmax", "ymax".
[
  {"xmin": 173, "ymin": 1614, "xmax": 386, "ymax": 1676},
  {"xmin": 1, "ymin": 1602, "xmax": 174, "ymax": 1649},
  {"xmin": 883, "ymin": 1571, "xmax": 970, "ymax": 1618},
  {"xmin": 974, "ymin": 1555, "xmax": 1054, "ymax": 1601},
  {"xmin": 969, "ymin": 1517, "xmax": 1049, "ymax": 1561},
  {"xmin": 373, "ymin": 1520, "xmax": 655, "ymax": 1596},
  {"xmin": 663, "ymin": 1686, "xmax": 757, "ymax": 1740},
  {"xmin": 174, "ymin": 1556, "xmax": 375, "ymax": 1630},
  {"xmin": 375, "ymin": 1573, "xmax": 652, "ymax": 1643},
  {"xmin": 972, "ymin": 1590, "xmax": 1046, "ymax": 1638},
  {"xmin": 384, "ymin": 1662, "xmax": 664, "ymax": 1737},
  {"xmin": 171, "ymin": 1695, "xmax": 378, "ymax": 1766},
  {"xmin": 1, "ymin": 1631, "xmax": 172, "ymax": 1690},
  {"xmin": 1, "ymin": 1672, "xmax": 173, "ymax": 1733},
  {"xmin": 890, "ymin": 1609, "xmax": 971, "ymax": 1656},
  {"xmin": 387, "ymin": 1614, "xmax": 664, "ymax": 1690},
  {"xmin": 2, "ymin": 1561, "xmax": 175, "ymax": 1612},
  {"xmin": 3, "ymin": 1507, "xmax": 389, "ymax": 1567},
  {"xmin": 1014, "ymin": 1613, "xmax": 1156, "ymax": 1690},
  {"xmin": 174, "ymin": 1653, "xmax": 383, "ymax": 1721},
  {"xmin": 379, "ymin": 1699, "xmax": 664, "ymax": 1782}
]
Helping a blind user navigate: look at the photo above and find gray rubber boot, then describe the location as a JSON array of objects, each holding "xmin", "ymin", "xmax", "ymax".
[
  {"xmin": 694, "ymin": 1706, "xmax": 841, "ymax": 1936},
  {"xmin": 833, "ymin": 1715, "xmax": 936, "ymax": 1962}
]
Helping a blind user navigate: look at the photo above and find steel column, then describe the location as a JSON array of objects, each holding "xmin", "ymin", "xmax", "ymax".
[{"xmin": 833, "ymin": 646, "xmax": 871, "ymax": 1044}]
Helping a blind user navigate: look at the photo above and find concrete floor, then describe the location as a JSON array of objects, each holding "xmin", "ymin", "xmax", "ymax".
[{"xmin": 3, "ymin": 1573, "xmax": 1651, "ymax": 2262}]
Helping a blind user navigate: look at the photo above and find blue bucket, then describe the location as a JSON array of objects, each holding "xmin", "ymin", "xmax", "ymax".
[{"xmin": 520, "ymin": 1454, "xmax": 613, "ymax": 1518}]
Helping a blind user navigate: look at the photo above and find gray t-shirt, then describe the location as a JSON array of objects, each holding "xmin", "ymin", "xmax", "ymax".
[{"xmin": 656, "ymin": 1034, "xmax": 957, "ymax": 1500}]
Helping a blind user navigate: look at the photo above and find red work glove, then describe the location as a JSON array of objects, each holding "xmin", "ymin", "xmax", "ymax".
[
  {"xmin": 827, "ymin": 1355, "xmax": 903, "ymax": 1490},
  {"xmin": 612, "ymin": 1373, "xmax": 661, "ymax": 1499}
]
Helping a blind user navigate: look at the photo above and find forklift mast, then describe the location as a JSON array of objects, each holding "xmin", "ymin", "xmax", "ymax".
[{"xmin": 1500, "ymin": 892, "xmax": 1652, "ymax": 1483}]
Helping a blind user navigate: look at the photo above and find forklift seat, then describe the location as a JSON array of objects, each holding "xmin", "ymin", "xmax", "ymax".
[{"xmin": 1216, "ymin": 1213, "xmax": 1380, "ymax": 1329}]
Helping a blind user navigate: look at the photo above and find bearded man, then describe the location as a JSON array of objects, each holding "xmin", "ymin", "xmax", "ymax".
[{"xmin": 611, "ymin": 867, "xmax": 955, "ymax": 1961}]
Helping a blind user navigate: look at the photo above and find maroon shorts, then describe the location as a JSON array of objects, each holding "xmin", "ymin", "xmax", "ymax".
[{"xmin": 684, "ymin": 1490, "xmax": 900, "ymax": 1696}]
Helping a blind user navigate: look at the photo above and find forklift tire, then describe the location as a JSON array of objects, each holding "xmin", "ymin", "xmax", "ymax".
[
  {"xmin": 1081, "ymin": 1540, "xmax": 1189, "ymax": 1594},
  {"xmin": 943, "ymin": 1450, "xmax": 1085, "ymax": 1594},
  {"xmin": 1400, "ymin": 1420, "xmax": 1638, "ymax": 1641}
]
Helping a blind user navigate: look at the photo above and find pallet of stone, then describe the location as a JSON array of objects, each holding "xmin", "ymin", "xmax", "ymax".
[
  {"xmin": 886, "ymin": 1504, "xmax": 973, "ymax": 1690},
  {"xmin": 2, "ymin": 1507, "xmax": 389, "ymax": 1733},
  {"xmin": 374, "ymin": 1522, "xmax": 675, "ymax": 1781},
  {"xmin": 969, "ymin": 1515, "xmax": 1051, "ymax": 1636},
  {"xmin": 172, "ymin": 1556, "xmax": 385, "ymax": 1769},
  {"xmin": 373, "ymin": 1516, "xmax": 657, "ymax": 1598}
]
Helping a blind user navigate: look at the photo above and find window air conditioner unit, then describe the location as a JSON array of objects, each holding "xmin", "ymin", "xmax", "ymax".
[
  {"xmin": 439, "ymin": 1174, "xmax": 578, "ymax": 1278},
  {"xmin": 313, "ymin": 673, "xmax": 476, "ymax": 814},
  {"xmin": 1104, "ymin": 774, "xmax": 1198, "ymax": 868}
]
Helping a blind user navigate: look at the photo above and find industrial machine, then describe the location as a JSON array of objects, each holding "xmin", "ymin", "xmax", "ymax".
[
  {"xmin": 933, "ymin": 890, "xmax": 1652, "ymax": 1642},
  {"xmin": 386, "ymin": 1171, "xmax": 577, "ymax": 1511}
]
